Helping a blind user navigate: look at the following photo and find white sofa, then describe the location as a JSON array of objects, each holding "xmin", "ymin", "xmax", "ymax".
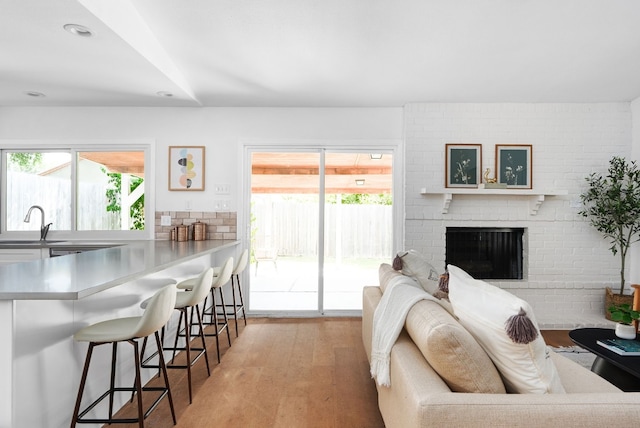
[{"xmin": 362, "ymin": 264, "xmax": 640, "ymax": 428}]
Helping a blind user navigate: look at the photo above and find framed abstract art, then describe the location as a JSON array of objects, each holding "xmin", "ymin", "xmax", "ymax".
[{"xmin": 168, "ymin": 146, "xmax": 205, "ymax": 191}]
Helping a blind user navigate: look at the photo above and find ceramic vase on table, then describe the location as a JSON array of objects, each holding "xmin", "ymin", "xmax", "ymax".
[{"xmin": 615, "ymin": 323, "xmax": 636, "ymax": 340}]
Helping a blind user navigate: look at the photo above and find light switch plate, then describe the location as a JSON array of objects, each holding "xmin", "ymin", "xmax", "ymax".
[
  {"xmin": 215, "ymin": 184, "xmax": 230, "ymax": 195},
  {"xmin": 160, "ymin": 215, "xmax": 172, "ymax": 226}
]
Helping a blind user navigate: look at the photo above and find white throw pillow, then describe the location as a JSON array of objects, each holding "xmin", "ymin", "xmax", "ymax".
[
  {"xmin": 446, "ymin": 264, "xmax": 565, "ymax": 394},
  {"xmin": 395, "ymin": 250, "xmax": 440, "ymax": 295}
]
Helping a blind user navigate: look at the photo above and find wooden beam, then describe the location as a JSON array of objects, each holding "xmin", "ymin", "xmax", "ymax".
[
  {"xmin": 251, "ymin": 187, "xmax": 391, "ymax": 194},
  {"xmin": 252, "ymin": 166, "xmax": 392, "ymax": 175}
]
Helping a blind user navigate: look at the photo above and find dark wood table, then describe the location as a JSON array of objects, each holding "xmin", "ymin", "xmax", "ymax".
[{"xmin": 569, "ymin": 327, "xmax": 640, "ymax": 391}]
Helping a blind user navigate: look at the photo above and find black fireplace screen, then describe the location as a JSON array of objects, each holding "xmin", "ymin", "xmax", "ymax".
[{"xmin": 445, "ymin": 227, "xmax": 524, "ymax": 279}]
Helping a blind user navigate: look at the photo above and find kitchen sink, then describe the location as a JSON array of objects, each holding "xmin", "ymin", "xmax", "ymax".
[{"xmin": 0, "ymin": 240, "xmax": 67, "ymax": 245}]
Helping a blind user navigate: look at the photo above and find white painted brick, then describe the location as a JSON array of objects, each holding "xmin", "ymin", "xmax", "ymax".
[{"xmin": 404, "ymin": 102, "xmax": 632, "ymax": 327}]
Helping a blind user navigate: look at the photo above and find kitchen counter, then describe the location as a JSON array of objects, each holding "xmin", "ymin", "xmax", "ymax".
[
  {"xmin": 0, "ymin": 238, "xmax": 240, "ymax": 428},
  {"xmin": 0, "ymin": 239, "xmax": 238, "ymax": 300}
]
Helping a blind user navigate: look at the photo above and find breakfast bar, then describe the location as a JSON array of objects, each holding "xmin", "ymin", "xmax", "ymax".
[{"xmin": 0, "ymin": 239, "xmax": 240, "ymax": 428}]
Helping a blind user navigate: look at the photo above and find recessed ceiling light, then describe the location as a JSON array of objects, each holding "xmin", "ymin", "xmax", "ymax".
[
  {"xmin": 156, "ymin": 91, "xmax": 174, "ymax": 97},
  {"xmin": 24, "ymin": 91, "xmax": 45, "ymax": 97},
  {"xmin": 63, "ymin": 24, "xmax": 93, "ymax": 37}
]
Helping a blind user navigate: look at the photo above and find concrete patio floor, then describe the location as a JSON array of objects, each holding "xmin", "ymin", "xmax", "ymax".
[{"xmin": 248, "ymin": 256, "xmax": 385, "ymax": 312}]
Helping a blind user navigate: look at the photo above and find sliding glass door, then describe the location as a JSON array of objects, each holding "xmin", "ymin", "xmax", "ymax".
[
  {"xmin": 250, "ymin": 151, "xmax": 320, "ymax": 311},
  {"xmin": 322, "ymin": 152, "xmax": 393, "ymax": 310},
  {"xmin": 248, "ymin": 149, "xmax": 393, "ymax": 314}
]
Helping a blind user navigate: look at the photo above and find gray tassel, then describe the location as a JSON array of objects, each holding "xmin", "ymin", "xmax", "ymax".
[
  {"xmin": 433, "ymin": 290, "xmax": 449, "ymax": 300},
  {"xmin": 392, "ymin": 254, "xmax": 403, "ymax": 271},
  {"xmin": 505, "ymin": 307, "xmax": 538, "ymax": 344},
  {"xmin": 438, "ymin": 272, "xmax": 449, "ymax": 293}
]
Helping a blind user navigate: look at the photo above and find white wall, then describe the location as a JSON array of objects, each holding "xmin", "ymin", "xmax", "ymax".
[
  {"xmin": 0, "ymin": 106, "xmax": 404, "ymax": 215},
  {"xmin": 404, "ymin": 103, "xmax": 631, "ymax": 327},
  {"xmin": 1, "ymin": 103, "xmax": 637, "ymax": 326}
]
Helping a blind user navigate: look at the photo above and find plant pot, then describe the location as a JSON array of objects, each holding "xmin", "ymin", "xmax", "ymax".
[
  {"xmin": 615, "ymin": 323, "xmax": 637, "ymax": 339},
  {"xmin": 605, "ymin": 287, "xmax": 634, "ymax": 320}
]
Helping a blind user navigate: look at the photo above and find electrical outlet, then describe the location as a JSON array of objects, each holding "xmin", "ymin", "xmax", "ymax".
[
  {"xmin": 215, "ymin": 184, "xmax": 231, "ymax": 195},
  {"xmin": 160, "ymin": 215, "xmax": 172, "ymax": 226},
  {"xmin": 185, "ymin": 200, "xmax": 192, "ymax": 210}
]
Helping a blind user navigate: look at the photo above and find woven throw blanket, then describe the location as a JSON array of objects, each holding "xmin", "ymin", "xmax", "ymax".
[{"xmin": 370, "ymin": 275, "xmax": 436, "ymax": 387}]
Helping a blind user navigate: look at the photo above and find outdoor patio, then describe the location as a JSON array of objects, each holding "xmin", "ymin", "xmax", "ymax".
[{"xmin": 248, "ymin": 255, "xmax": 385, "ymax": 312}]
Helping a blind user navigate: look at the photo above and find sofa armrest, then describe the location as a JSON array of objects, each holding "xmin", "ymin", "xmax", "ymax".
[{"xmin": 550, "ymin": 350, "xmax": 622, "ymax": 393}]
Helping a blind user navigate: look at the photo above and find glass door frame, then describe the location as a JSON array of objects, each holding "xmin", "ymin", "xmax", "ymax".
[{"xmin": 241, "ymin": 140, "xmax": 404, "ymax": 317}]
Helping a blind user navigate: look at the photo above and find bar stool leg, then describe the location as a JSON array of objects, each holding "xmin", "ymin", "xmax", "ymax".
[
  {"xmin": 132, "ymin": 339, "xmax": 144, "ymax": 428},
  {"xmin": 218, "ymin": 288, "xmax": 232, "ymax": 347},
  {"xmin": 108, "ymin": 342, "xmax": 118, "ymax": 421},
  {"xmin": 154, "ymin": 330, "xmax": 176, "ymax": 424},
  {"xmin": 230, "ymin": 275, "xmax": 239, "ymax": 337},
  {"xmin": 194, "ymin": 304, "xmax": 211, "ymax": 376},
  {"xmin": 235, "ymin": 273, "xmax": 247, "ymax": 327},
  {"xmin": 210, "ymin": 290, "xmax": 221, "ymax": 363},
  {"xmin": 71, "ymin": 343, "xmax": 95, "ymax": 428}
]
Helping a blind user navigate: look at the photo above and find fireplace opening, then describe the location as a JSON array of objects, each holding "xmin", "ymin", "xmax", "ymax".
[{"xmin": 445, "ymin": 227, "xmax": 524, "ymax": 279}]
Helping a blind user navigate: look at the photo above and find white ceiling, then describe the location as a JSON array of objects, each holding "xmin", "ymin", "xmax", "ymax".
[{"xmin": 2, "ymin": 0, "xmax": 640, "ymax": 108}]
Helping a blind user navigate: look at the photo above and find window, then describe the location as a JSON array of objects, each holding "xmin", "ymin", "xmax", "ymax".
[
  {"xmin": 3, "ymin": 146, "xmax": 150, "ymax": 237},
  {"xmin": 76, "ymin": 151, "xmax": 145, "ymax": 231}
]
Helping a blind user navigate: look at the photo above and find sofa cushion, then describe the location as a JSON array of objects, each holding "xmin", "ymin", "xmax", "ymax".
[
  {"xmin": 405, "ymin": 299, "xmax": 506, "ymax": 393},
  {"xmin": 447, "ymin": 264, "xmax": 565, "ymax": 394},
  {"xmin": 395, "ymin": 250, "xmax": 440, "ymax": 294}
]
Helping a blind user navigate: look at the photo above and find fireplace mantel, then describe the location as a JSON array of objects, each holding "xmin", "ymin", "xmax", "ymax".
[{"xmin": 420, "ymin": 188, "xmax": 568, "ymax": 215}]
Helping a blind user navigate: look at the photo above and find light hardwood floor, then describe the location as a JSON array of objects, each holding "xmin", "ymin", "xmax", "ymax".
[
  {"xmin": 113, "ymin": 317, "xmax": 385, "ymax": 427},
  {"xmin": 110, "ymin": 318, "xmax": 573, "ymax": 427}
]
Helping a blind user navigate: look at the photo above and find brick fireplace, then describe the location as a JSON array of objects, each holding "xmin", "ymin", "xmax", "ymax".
[{"xmin": 402, "ymin": 102, "xmax": 631, "ymax": 328}]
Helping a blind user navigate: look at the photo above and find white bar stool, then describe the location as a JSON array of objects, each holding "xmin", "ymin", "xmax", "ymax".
[
  {"xmin": 216, "ymin": 249, "xmax": 248, "ymax": 337},
  {"xmin": 178, "ymin": 257, "xmax": 234, "ymax": 363},
  {"xmin": 70, "ymin": 283, "xmax": 177, "ymax": 428}
]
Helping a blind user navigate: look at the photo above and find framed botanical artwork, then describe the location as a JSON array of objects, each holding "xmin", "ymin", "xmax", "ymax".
[
  {"xmin": 495, "ymin": 144, "xmax": 532, "ymax": 189},
  {"xmin": 168, "ymin": 146, "xmax": 206, "ymax": 191},
  {"xmin": 445, "ymin": 144, "xmax": 482, "ymax": 188}
]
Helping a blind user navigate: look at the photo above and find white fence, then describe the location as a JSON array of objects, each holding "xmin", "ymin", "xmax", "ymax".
[
  {"xmin": 252, "ymin": 199, "xmax": 393, "ymax": 258},
  {"xmin": 7, "ymin": 172, "xmax": 120, "ymax": 231}
]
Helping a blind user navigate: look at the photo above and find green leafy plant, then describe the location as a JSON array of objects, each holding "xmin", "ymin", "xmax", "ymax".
[
  {"xmin": 8, "ymin": 152, "xmax": 42, "ymax": 172},
  {"xmin": 608, "ymin": 303, "xmax": 640, "ymax": 325},
  {"xmin": 104, "ymin": 170, "xmax": 145, "ymax": 230},
  {"xmin": 579, "ymin": 156, "xmax": 640, "ymax": 296}
]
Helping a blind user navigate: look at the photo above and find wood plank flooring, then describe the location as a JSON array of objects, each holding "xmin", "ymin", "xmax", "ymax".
[
  {"xmin": 113, "ymin": 318, "xmax": 384, "ymax": 427},
  {"xmin": 540, "ymin": 329, "xmax": 574, "ymax": 348},
  {"xmin": 109, "ymin": 318, "xmax": 573, "ymax": 427}
]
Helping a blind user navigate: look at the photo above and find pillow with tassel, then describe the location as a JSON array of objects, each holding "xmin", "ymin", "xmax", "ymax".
[
  {"xmin": 392, "ymin": 250, "xmax": 440, "ymax": 295},
  {"xmin": 446, "ymin": 264, "xmax": 565, "ymax": 394}
]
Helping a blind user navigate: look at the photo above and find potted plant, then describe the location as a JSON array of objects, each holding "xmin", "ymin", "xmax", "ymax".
[
  {"xmin": 579, "ymin": 156, "xmax": 640, "ymax": 316},
  {"xmin": 608, "ymin": 303, "xmax": 640, "ymax": 339}
]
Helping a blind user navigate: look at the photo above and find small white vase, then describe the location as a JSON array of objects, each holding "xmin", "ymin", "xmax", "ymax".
[{"xmin": 615, "ymin": 323, "xmax": 637, "ymax": 339}]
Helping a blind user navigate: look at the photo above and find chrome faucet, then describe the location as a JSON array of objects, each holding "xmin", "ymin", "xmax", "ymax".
[{"xmin": 24, "ymin": 205, "xmax": 52, "ymax": 241}]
